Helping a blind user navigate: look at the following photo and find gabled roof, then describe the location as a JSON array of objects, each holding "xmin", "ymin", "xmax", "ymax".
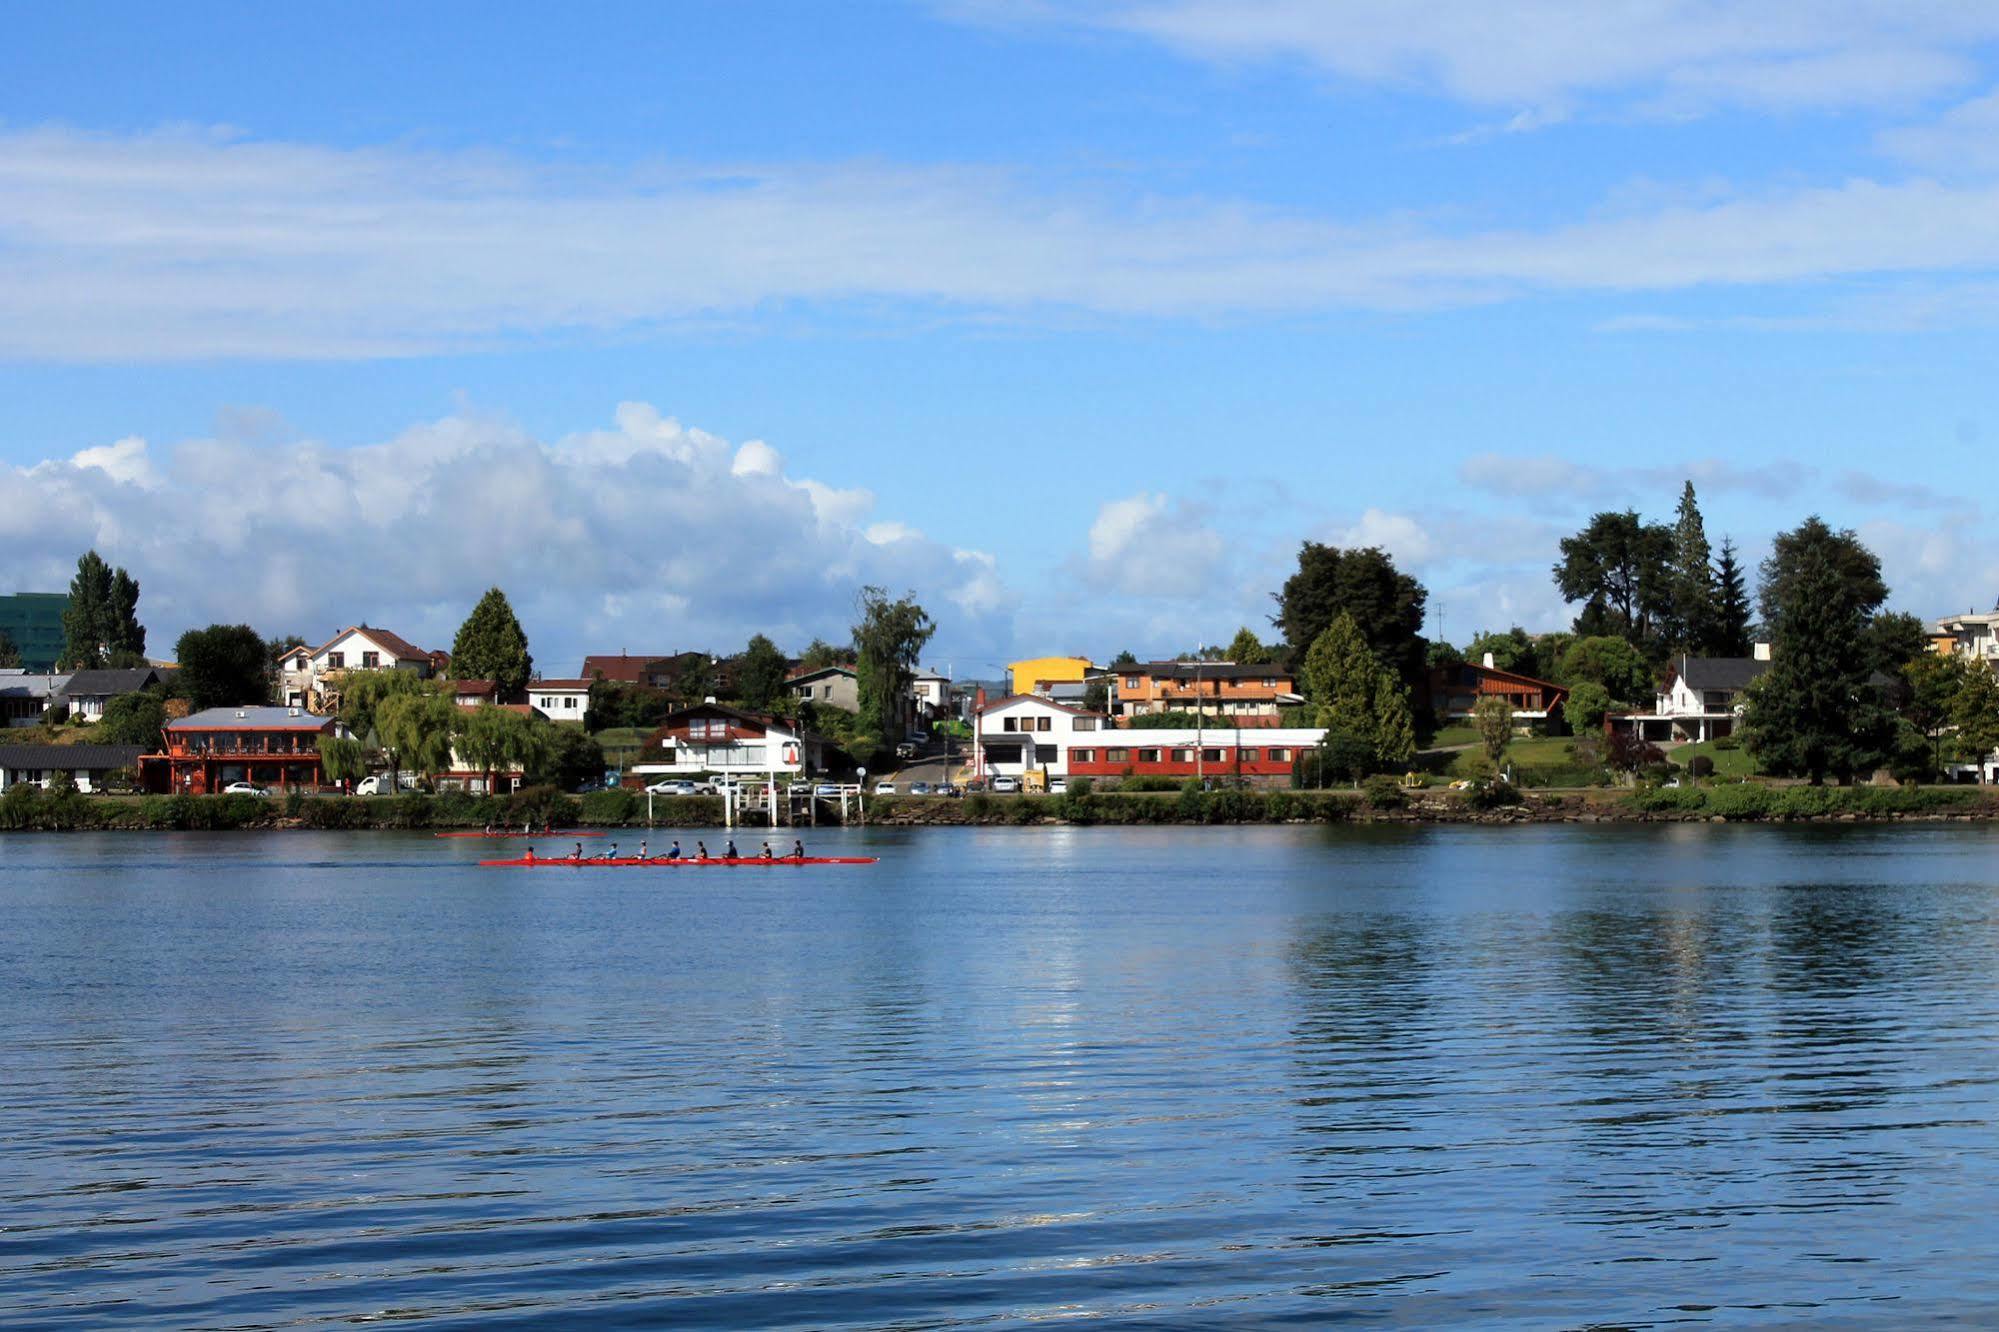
[
  {"xmin": 529, "ymin": 678, "xmax": 593, "ymax": 691},
  {"xmin": 787, "ymin": 665, "xmax": 857, "ymax": 684},
  {"xmin": 0, "ymin": 671, "xmax": 72, "ymax": 699},
  {"xmin": 0, "ymin": 743, "xmax": 145, "ymax": 769},
  {"xmin": 581, "ymin": 653, "xmax": 675, "ymax": 683},
  {"xmin": 1435, "ymin": 661, "xmax": 1568, "ymax": 694},
  {"xmin": 976, "ymin": 693, "xmax": 1109, "ymax": 718},
  {"xmin": 169, "ymin": 707, "xmax": 337, "ymax": 731},
  {"xmin": 310, "ymin": 625, "xmax": 431, "ymax": 664},
  {"xmin": 1128, "ymin": 661, "xmax": 1295, "ymax": 682},
  {"xmin": 1675, "ymin": 656, "xmax": 1770, "ymax": 692},
  {"xmin": 60, "ymin": 667, "xmax": 163, "ymax": 697}
]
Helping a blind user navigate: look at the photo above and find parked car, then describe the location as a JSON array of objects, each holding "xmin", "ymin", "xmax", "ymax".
[
  {"xmin": 814, "ymin": 782, "xmax": 842, "ymax": 797},
  {"xmin": 874, "ymin": 781, "xmax": 897, "ymax": 795},
  {"xmin": 222, "ymin": 781, "xmax": 270, "ymax": 797},
  {"xmin": 646, "ymin": 780, "xmax": 700, "ymax": 795},
  {"xmin": 894, "ymin": 741, "xmax": 917, "ymax": 759},
  {"xmin": 990, "ymin": 775, "xmax": 1021, "ymax": 794},
  {"xmin": 353, "ymin": 774, "xmax": 396, "ymax": 796},
  {"xmin": 1047, "ymin": 777, "xmax": 1067, "ymax": 795},
  {"xmin": 964, "ymin": 778, "xmax": 987, "ymax": 793},
  {"xmin": 935, "ymin": 782, "xmax": 962, "ymax": 798}
]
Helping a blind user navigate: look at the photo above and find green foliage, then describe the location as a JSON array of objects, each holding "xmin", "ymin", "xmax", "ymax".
[
  {"xmin": 851, "ymin": 586, "xmax": 934, "ymax": 752},
  {"xmin": 1425, "ymin": 640, "xmax": 1465, "ymax": 668},
  {"xmin": 60, "ymin": 549, "xmax": 145, "ymax": 670},
  {"xmin": 1466, "ymin": 627, "xmax": 1539, "ymax": 678},
  {"xmin": 579, "ymin": 787, "xmax": 644, "ymax": 824},
  {"xmin": 1362, "ymin": 774, "xmax": 1407, "ymax": 809},
  {"xmin": 1667, "ymin": 481, "xmax": 1715, "ymax": 652},
  {"xmin": 585, "ymin": 680, "xmax": 673, "ymax": 734},
  {"xmin": 1553, "ymin": 510, "xmax": 1673, "ymax": 644},
  {"xmin": 1225, "ymin": 626, "xmax": 1275, "ymax": 664},
  {"xmin": 1710, "ymin": 538, "xmax": 1754, "ymax": 657},
  {"xmin": 1116, "ymin": 774, "xmax": 1183, "ymax": 792},
  {"xmin": 1951, "ymin": 662, "xmax": 1999, "ymax": 769},
  {"xmin": 1464, "ymin": 780, "xmax": 1524, "ymax": 810},
  {"xmin": 317, "ymin": 734, "xmax": 368, "ymax": 785},
  {"xmin": 1066, "ymin": 776, "xmax": 1094, "ymax": 797},
  {"xmin": 95, "ymin": 688, "xmax": 167, "ymax": 747},
  {"xmin": 534, "ymin": 725, "xmax": 606, "ymax": 791},
  {"xmin": 1757, "ymin": 516, "xmax": 1887, "ymax": 640},
  {"xmin": 1473, "ymin": 696, "xmax": 1514, "ymax": 764},
  {"xmin": 454, "ymin": 704, "xmax": 552, "ymax": 790},
  {"xmin": 377, "ymin": 688, "xmax": 457, "ymax": 779},
  {"xmin": 1275, "ymin": 542, "xmax": 1428, "ymax": 688},
  {"xmin": 1625, "ymin": 784, "xmax": 1977, "ymax": 819},
  {"xmin": 735, "ymin": 634, "xmax": 790, "ymax": 711},
  {"xmin": 1303, "ymin": 612, "xmax": 1374, "ymax": 720},
  {"xmin": 337, "ymin": 668, "xmax": 434, "ymax": 743},
  {"xmin": 1124, "ymin": 710, "xmax": 1217, "ymax": 729},
  {"xmin": 450, "ymin": 587, "xmax": 532, "ymax": 697},
  {"xmin": 1557, "ymin": 635, "xmax": 1655, "ymax": 706},
  {"xmin": 1865, "ymin": 611, "xmax": 1930, "ymax": 678},
  {"xmin": 799, "ymin": 638, "xmax": 850, "ymax": 672},
  {"xmin": 1745, "ymin": 532, "xmax": 1895, "ymax": 785},
  {"xmin": 1562, "ymin": 680, "xmax": 1612, "ymax": 734},
  {"xmin": 174, "ymin": 623, "xmax": 271, "ymax": 710}
]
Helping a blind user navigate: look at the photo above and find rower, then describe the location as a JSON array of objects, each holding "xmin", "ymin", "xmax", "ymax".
[
  {"xmin": 484, "ymin": 821, "xmax": 495, "ymax": 836},
  {"xmin": 791, "ymin": 839, "xmax": 805, "ymax": 860},
  {"xmin": 524, "ymin": 845, "xmax": 535, "ymax": 863},
  {"xmin": 724, "ymin": 839, "xmax": 738, "ymax": 859},
  {"xmin": 760, "ymin": 841, "xmax": 774, "ymax": 861},
  {"xmin": 667, "ymin": 840, "xmax": 683, "ymax": 860},
  {"xmin": 600, "ymin": 842, "xmax": 619, "ymax": 861},
  {"xmin": 638, "ymin": 840, "xmax": 648, "ymax": 860},
  {"xmin": 696, "ymin": 841, "xmax": 708, "ymax": 861},
  {"xmin": 570, "ymin": 842, "xmax": 584, "ymax": 861}
]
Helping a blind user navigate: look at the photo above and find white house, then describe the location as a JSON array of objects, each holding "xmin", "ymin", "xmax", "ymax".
[
  {"xmin": 0, "ymin": 670, "xmax": 70, "ymax": 728},
  {"xmin": 974, "ymin": 694, "xmax": 1105, "ymax": 783},
  {"xmin": 527, "ymin": 679, "xmax": 592, "ymax": 724},
  {"xmin": 0, "ymin": 742, "xmax": 145, "ymax": 792},
  {"xmin": 59, "ymin": 667, "xmax": 167, "ymax": 723},
  {"xmin": 281, "ymin": 626, "xmax": 441, "ymax": 710},
  {"xmin": 1610, "ymin": 648, "xmax": 1771, "ymax": 743},
  {"xmin": 627, "ymin": 701, "xmax": 829, "ymax": 781},
  {"xmin": 974, "ymin": 693, "xmax": 1325, "ymax": 787},
  {"xmin": 912, "ymin": 672, "xmax": 951, "ymax": 721}
]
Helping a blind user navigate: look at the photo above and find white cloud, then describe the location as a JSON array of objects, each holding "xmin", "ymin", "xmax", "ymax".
[
  {"xmin": 1880, "ymin": 87, "xmax": 1999, "ymax": 174},
  {"xmin": 1458, "ymin": 454, "xmax": 1812, "ymax": 503},
  {"xmin": 0, "ymin": 403, "xmax": 1019, "ymax": 669},
  {"xmin": 968, "ymin": 1, "xmax": 1999, "ymax": 115},
  {"xmin": 1084, "ymin": 490, "xmax": 1226, "ymax": 597},
  {"xmin": 18, "ymin": 125, "xmax": 1999, "ymax": 359},
  {"xmin": 1335, "ymin": 508, "xmax": 1434, "ymax": 567}
]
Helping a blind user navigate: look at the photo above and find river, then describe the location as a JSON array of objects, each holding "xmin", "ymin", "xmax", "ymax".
[{"xmin": 4, "ymin": 824, "xmax": 1999, "ymax": 1327}]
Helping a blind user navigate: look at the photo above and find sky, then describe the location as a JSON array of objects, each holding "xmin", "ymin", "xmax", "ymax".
[{"xmin": 5, "ymin": 1, "xmax": 1999, "ymax": 675}]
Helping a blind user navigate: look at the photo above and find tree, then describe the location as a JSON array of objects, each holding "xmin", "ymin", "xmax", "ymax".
[
  {"xmin": 1744, "ymin": 541, "xmax": 1895, "ymax": 784},
  {"xmin": 1710, "ymin": 538, "xmax": 1754, "ymax": 656},
  {"xmin": 174, "ymin": 624, "xmax": 271, "ymax": 711},
  {"xmin": 1552, "ymin": 511, "xmax": 1673, "ymax": 645},
  {"xmin": 1302, "ymin": 613, "xmax": 1379, "ymax": 735},
  {"xmin": 1226, "ymin": 626, "xmax": 1275, "ymax": 665},
  {"xmin": 60, "ymin": 551, "xmax": 144, "ymax": 669},
  {"xmin": 1757, "ymin": 516, "xmax": 1886, "ymax": 641},
  {"xmin": 266, "ymin": 634, "xmax": 308, "ymax": 668},
  {"xmin": 799, "ymin": 638, "xmax": 848, "ymax": 672},
  {"xmin": 1864, "ymin": 611, "xmax": 1929, "ymax": 678},
  {"xmin": 1562, "ymin": 681, "xmax": 1612, "ymax": 734},
  {"xmin": 1370, "ymin": 668, "xmax": 1417, "ymax": 770},
  {"xmin": 337, "ymin": 668, "xmax": 434, "ymax": 744},
  {"xmin": 585, "ymin": 679, "xmax": 673, "ymax": 734},
  {"xmin": 534, "ymin": 725, "xmax": 605, "ymax": 791},
  {"xmin": 0, "ymin": 631, "xmax": 18, "ymax": 669},
  {"xmin": 1426, "ymin": 640, "xmax": 1465, "ymax": 668},
  {"xmin": 377, "ymin": 689, "xmax": 457, "ymax": 783},
  {"xmin": 1667, "ymin": 482, "xmax": 1715, "ymax": 652},
  {"xmin": 450, "ymin": 588, "xmax": 532, "ymax": 698},
  {"xmin": 735, "ymin": 635, "xmax": 789, "ymax": 712},
  {"xmin": 317, "ymin": 734, "xmax": 368, "ymax": 789},
  {"xmin": 1953, "ymin": 664, "xmax": 1999, "ymax": 776},
  {"xmin": 1473, "ymin": 696, "xmax": 1514, "ymax": 765},
  {"xmin": 1557, "ymin": 635, "xmax": 1655, "ymax": 706},
  {"xmin": 1466, "ymin": 627, "xmax": 1539, "ymax": 678},
  {"xmin": 1900, "ymin": 652, "xmax": 1969, "ymax": 779},
  {"xmin": 1274, "ymin": 543, "xmax": 1428, "ymax": 689},
  {"xmin": 455, "ymin": 705, "xmax": 551, "ymax": 795},
  {"xmin": 1110, "ymin": 649, "xmax": 1138, "ymax": 668},
  {"xmin": 96, "ymin": 689, "xmax": 167, "ymax": 747},
  {"xmin": 851, "ymin": 586, "xmax": 935, "ymax": 751}
]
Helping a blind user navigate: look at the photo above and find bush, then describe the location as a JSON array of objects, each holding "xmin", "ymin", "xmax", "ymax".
[
  {"xmin": 963, "ymin": 793, "xmax": 993, "ymax": 818},
  {"xmin": 1687, "ymin": 756, "xmax": 1715, "ymax": 779},
  {"xmin": 1065, "ymin": 777, "xmax": 1093, "ymax": 798},
  {"xmin": 1465, "ymin": 781, "xmax": 1524, "ymax": 810},
  {"xmin": 1116, "ymin": 775, "xmax": 1181, "ymax": 793},
  {"xmin": 1712, "ymin": 733, "xmax": 1741, "ymax": 751},
  {"xmin": 1362, "ymin": 775, "xmax": 1407, "ymax": 810},
  {"xmin": 581, "ymin": 787, "xmax": 643, "ymax": 825}
]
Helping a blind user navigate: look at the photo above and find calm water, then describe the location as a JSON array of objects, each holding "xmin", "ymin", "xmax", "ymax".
[{"xmin": 5, "ymin": 825, "xmax": 1999, "ymax": 1328}]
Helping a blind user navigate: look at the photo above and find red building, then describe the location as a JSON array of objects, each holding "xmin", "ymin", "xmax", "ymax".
[
  {"xmin": 139, "ymin": 706, "xmax": 340, "ymax": 793},
  {"xmin": 1422, "ymin": 657, "xmax": 1569, "ymax": 730}
]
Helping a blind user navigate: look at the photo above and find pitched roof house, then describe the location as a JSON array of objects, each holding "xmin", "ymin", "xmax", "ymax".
[{"xmin": 60, "ymin": 667, "xmax": 168, "ymax": 722}]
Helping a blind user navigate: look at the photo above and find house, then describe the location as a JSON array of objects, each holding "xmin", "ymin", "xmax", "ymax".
[
  {"xmin": 0, "ymin": 743, "xmax": 145, "ymax": 793},
  {"xmin": 973, "ymin": 692, "xmax": 1323, "ymax": 788},
  {"xmin": 449, "ymin": 679, "xmax": 499, "ymax": 708},
  {"xmin": 139, "ymin": 706, "xmax": 342, "ymax": 793},
  {"xmin": 626, "ymin": 701, "xmax": 829, "ymax": 782},
  {"xmin": 1423, "ymin": 655, "xmax": 1570, "ymax": 730},
  {"xmin": 526, "ymin": 679, "xmax": 592, "ymax": 724},
  {"xmin": 59, "ymin": 667, "xmax": 167, "ymax": 723},
  {"xmin": 1112, "ymin": 661, "xmax": 1301, "ymax": 722},
  {"xmin": 281, "ymin": 625, "xmax": 440, "ymax": 710},
  {"xmin": 912, "ymin": 672, "xmax": 952, "ymax": 721},
  {"xmin": 1008, "ymin": 656, "xmax": 1094, "ymax": 698},
  {"xmin": 1609, "ymin": 648, "xmax": 1771, "ymax": 743},
  {"xmin": 433, "ymin": 703, "xmax": 543, "ymax": 794},
  {"xmin": 788, "ymin": 665, "xmax": 861, "ymax": 712},
  {"xmin": 580, "ymin": 654, "xmax": 672, "ymax": 685},
  {"xmin": 582, "ymin": 652, "xmax": 734, "ymax": 696},
  {"xmin": 0, "ymin": 669, "xmax": 70, "ymax": 728},
  {"xmin": 1932, "ymin": 611, "xmax": 1999, "ymax": 663}
]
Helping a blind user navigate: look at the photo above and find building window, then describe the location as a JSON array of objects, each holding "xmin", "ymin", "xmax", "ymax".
[
  {"xmin": 1268, "ymin": 748, "xmax": 1291, "ymax": 761},
  {"xmin": 1105, "ymin": 748, "xmax": 1130, "ymax": 763},
  {"xmin": 1124, "ymin": 676, "xmax": 1140, "ymax": 689},
  {"xmin": 1071, "ymin": 749, "xmax": 1094, "ymax": 763},
  {"xmin": 326, "ymin": 652, "xmax": 344, "ymax": 669},
  {"xmin": 1073, "ymin": 717, "xmax": 1097, "ymax": 731},
  {"xmin": 1139, "ymin": 748, "xmax": 1161, "ymax": 763},
  {"xmin": 565, "ymin": 697, "xmax": 577, "ymax": 710},
  {"xmin": 1038, "ymin": 717, "xmax": 1054, "ymax": 732},
  {"xmin": 1173, "ymin": 748, "xmax": 1194, "ymax": 762},
  {"xmin": 1002, "ymin": 717, "xmax": 1018, "ymax": 732},
  {"xmin": 361, "ymin": 651, "xmax": 380, "ymax": 668},
  {"xmin": 1240, "ymin": 748, "xmax": 1260, "ymax": 762}
]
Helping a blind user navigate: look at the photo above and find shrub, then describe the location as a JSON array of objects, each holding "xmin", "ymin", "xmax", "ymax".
[
  {"xmin": 1362, "ymin": 775, "xmax": 1407, "ymax": 810},
  {"xmin": 1117, "ymin": 775, "xmax": 1180, "ymax": 793},
  {"xmin": 1465, "ymin": 781, "xmax": 1525, "ymax": 810},
  {"xmin": 1687, "ymin": 756, "xmax": 1715, "ymax": 779},
  {"xmin": 1712, "ymin": 733, "xmax": 1741, "ymax": 751},
  {"xmin": 964, "ymin": 793, "xmax": 993, "ymax": 819},
  {"xmin": 580, "ymin": 787, "xmax": 643, "ymax": 825},
  {"xmin": 1065, "ymin": 777, "xmax": 1093, "ymax": 798},
  {"xmin": 1705, "ymin": 783, "xmax": 1774, "ymax": 819}
]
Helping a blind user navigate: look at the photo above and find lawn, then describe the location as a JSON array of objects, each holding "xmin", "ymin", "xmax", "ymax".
[
  {"xmin": 1426, "ymin": 723, "xmax": 1480, "ymax": 750},
  {"xmin": 1667, "ymin": 738, "xmax": 1759, "ymax": 779},
  {"xmin": 1444, "ymin": 734, "xmax": 1583, "ymax": 779}
]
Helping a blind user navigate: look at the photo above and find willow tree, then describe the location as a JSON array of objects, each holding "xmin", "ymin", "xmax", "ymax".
[
  {"xmin": 377, "ymin": 689, "xmax": 457, "ymax": 787},
  {"xmin": 851, "ymin": 586, "xmax": 934, "ymax": 752}
]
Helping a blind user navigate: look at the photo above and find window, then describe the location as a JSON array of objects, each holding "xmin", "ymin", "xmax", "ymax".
[
  {"xmin": 1268, "ymin": 748, "xmax": 1291, "ymax": 762},
  {"xmin": 1139, "ymin": 748, "xmax": 1160, "ymax": 763},
  {"xmin": 1239, "ymin": 749, "xmax": 1261, "ymax": 762},
  {"xmin": 361, "ymin": 651, "xmax": 380, "ymax": 668},
  {"xmin": 326, "ymin": 652, "xmax": 345, "ymax": 669},
  {"xmin": 1262, "ymin": 677, "xmax": 1279, "ymax": 687},
  {"xmin": 1173, "ymin": 748, "xmax": 1194, "ymax": 762},
  {"xmin": 1002, "ymin": 717, "xmax": 1018, "ymax": 732},
  {"xmin": 1201, "ymin": 748, "xmax": 1223, "ymax": 763},
  {"xmin": 1037, "ymin": 716, "xmax": 1054, "ymax": 733},
  {"xmin": 1124, "ymin": 676, "xmax": 1140, "ymax": 689},
  {"xmin": 1071, "ymin": 748, "xmax": 1095, "ymax": 763},
  {"xmin": 1073, "ymin": 717, "xmax": 1097, "ymax": 731},
  {"xmin": 564, "ymin": 696, "xmax": 577, "ymax": 710},
  {"xmin": 1105, "ymin": 748, "xmax": 1130, "ymax": 763}
]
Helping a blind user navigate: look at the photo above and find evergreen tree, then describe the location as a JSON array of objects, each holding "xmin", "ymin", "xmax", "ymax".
[
  {"xmin": 1952, "ymin": 664, "xmax": 1999, "ymax": 774},
  {"xmin": 60, "ymin": 550, "xmax": 112, "ymax": 670},
  {"xmin": 1668, "ymin": 481, "xmax": 1715, "ymax": 652},
  {"xmin": 1473, "ymin": 696, "xmax": 1514, "ymax": 765},
  {"xmin": 1225, "ymin": 625, "xmax": 1275, "ymax": 664},
  {"xmin": 1302, "ymin": 613, "xmax": 1379, "ymax": 738},
  {"xmin": 1757, "ymin": 516, "xmax": 1886, "ymax": 640},
  {"xmin": 450, "ymin": 588, "xmax": 532, "ymax": 698},
  {"xmin": 735, "ymin": 634, "xmax": 790, "ymax": 711},
  {"xmin": 0, "ymin": 630, "xmax": 19, "ymax": 669},
  {"xmin": 1369, "ymin": 666, "xmax": 1417, "ymax": 770},
  {"xmin": 1709, "ymin": 538, "xmax": 1754, "ymax": 656},
  {"xmin": 1902, "ymin": 652, "xmax": 1970, "ymax": 777},
  {"xmin": 1274, "ymin": 543, "xmax": 1428, "ymax": 689},
  {"xmin": 1744, "ymin": 544, "xmax": 1894, "ymax": 784},
  {"xmin": 1863, "ymin": 611, "xmax": 1929, "ymax": 677},
  {"xmin": 107, "ymin": 567, "xmax": 145, "ymax": 659},
  {"xmin": 173, "ymin": 624, "xmax": 271, "ymax": 711}
]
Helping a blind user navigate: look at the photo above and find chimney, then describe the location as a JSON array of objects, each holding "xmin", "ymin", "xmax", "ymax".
[
  {"xmin": 975, "ymin": 685, "xmax": 986, "ymax": 715},
  {"xmin": 1482, "ymin": 652, "xmax": 1496, "ymax": 669},
  {"xmin": 1753, "ymin": 642, "xmax": 1772, "ymax": 661},
  {"xmin": 704, "ymin": 695, "xmax": 717, "ymax": 705}
]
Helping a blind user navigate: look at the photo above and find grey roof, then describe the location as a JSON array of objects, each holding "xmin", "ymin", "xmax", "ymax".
[
  {"xmin": 1677, "ymin": 657, "xmax": 1771, "ymax": 692},
  {"xmin": 0, "ymin": 671, "xmax": 70, "ymax": 700},
  {"xmin": 169, "ymin": 706, "xmax": 335, "ymax": 731},
  {"xmin": 0, "ymin": 743, "xmax": 144, "ymax": 770},
  {"xmin": 1136, "ymin": 661, "xmax": 1294, "ymax": 681},
  {"xmin": 59, "ymin": 667, "xmax": 163, "ymax": 697}
]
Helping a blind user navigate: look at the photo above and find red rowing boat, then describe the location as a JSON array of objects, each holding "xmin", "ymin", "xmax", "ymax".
[
  {"xmin": 434, "ymin": 830, "xmax": 604, "ymax": 839},
  {"xmin": 479, "ymin": 855, "xmax": 878, "ymax": 867}
]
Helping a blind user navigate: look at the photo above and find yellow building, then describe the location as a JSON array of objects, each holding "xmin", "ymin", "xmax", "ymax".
[{"xmin": 1007, "ymin": 655, "xmax": 1093, "ymax": 697}]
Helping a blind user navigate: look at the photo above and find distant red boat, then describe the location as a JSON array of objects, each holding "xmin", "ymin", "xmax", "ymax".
[
  {"xmin": 479, "ymin": 855, "xmax": 878, "ymax": 868},
  {"xmin": 434, "ymin": 830, "xmax": 604, "ymax": 839}
]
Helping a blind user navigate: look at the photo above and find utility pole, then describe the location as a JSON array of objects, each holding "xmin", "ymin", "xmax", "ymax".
[{"xmin": 1194, "ymin": 652, "xmax": 1204, "ymax": 784}]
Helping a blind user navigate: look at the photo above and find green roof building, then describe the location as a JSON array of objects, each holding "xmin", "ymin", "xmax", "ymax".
[{"xmin": 0, "ymin": 593, "xmax": 69, "ymax": 672}]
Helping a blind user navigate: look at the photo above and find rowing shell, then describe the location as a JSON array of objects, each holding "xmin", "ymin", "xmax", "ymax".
[
  {"xmin": 479, "ymin": 855, "xmax": 878, "ymax": 867},
  {"xmin": 435, "ymin": 830, "xmax": 604, "ymax": 839}
]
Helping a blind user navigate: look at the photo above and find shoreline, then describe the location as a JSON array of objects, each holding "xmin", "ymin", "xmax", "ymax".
[{"xmin": 4, "ymin": 784, "xmax": 1998, "ymax": 831}]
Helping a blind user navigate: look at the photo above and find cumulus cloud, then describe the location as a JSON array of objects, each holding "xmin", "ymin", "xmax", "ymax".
[
  {"xmin": 959, "ymin": 1, "xmax": 1999, "ymax": 116},
  {"xmin": 18, "ymin": 125, "xmax": 1999, "ymax": 358},
  {"xmin": 1084, "ymin": 491, "xmax": 1227, "ymax": 597},
  {"xmin": 0, "ymin": 403, "xmax": 1019, "ymax": 670}
]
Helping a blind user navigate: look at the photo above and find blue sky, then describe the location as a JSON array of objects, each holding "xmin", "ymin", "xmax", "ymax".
[{"xmin": 5, "ymin": 2, "xmax": 1999, "ymax": 671}]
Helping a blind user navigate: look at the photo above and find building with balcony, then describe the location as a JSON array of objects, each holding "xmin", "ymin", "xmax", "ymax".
[
  {"xmin": 1423, "ymin": 655, "xmax": 1570, "ymax": 729},
  {"xmin": 973, "ymin": 692, "xmax": 1322, "ymax": 788},
  {"xmin": 1111, "ymin": 661, "xmax": 1301, "ymax": 722},
  {"xmin": 280, "ymin": 626, "xmax": 441, "ymax": 711},
  {"xmin": 139, "ymin": 706, "xmax": 342, "ymax": 793},
  {"xmin": 1607, "ymin": 649, "xmax": 1771, "ymax": 744},
  {"xmin": 1933, "ymin": 611, "xmax": 1999, "ymax": 663},
  {"xmin": 626, "ymin": 702, "xmax": 828, "ymax": 782}
]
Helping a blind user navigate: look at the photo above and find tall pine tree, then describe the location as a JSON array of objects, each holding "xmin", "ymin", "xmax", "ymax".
[
  {"xmin": 59, "ymin": 550, "xmax": 145, "ymax": 669},
  {"xmin": 1668, "ymin": 481, "xmax": 1714, "ymax": 653},
  {"xmin": 1744, "ymin": 541, "xmax": 1893, "ymax": 785},
  {"xmin": 450, "ymin": 588, "xmax": 533, "ymax": 699},
  {"xmin": 1710, "ymin": 538, "xmax": 1754, "ymax": 656}
]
